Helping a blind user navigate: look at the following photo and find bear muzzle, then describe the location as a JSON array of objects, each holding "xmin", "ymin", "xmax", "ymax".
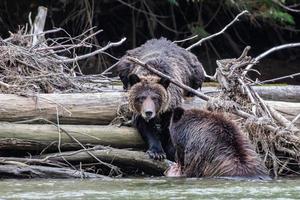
[{"xmin": 141, "ymin": 97, "xmax": 156, "ymax": 121}]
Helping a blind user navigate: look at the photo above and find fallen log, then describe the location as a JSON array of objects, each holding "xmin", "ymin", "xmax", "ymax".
[
  {"xmin": 0, "ymin": 164, "xmax": 107, "ymax": 179},
  {"xmin": 40, "ymin": 148, "xmax": 170, "ymax": 175},
  {"xmin": 251, "ymin": 86, "xmax": 300, "ymax": 102},
  {"xmin": 0, "ymin": 123, "xmax": 144, "ymax": 151},
  {"xmin": 0, "ymin": 92, "xmax": 126, "ymax": 125},
  {"xmin": 0, "ymin": 87, "xmax": 299, "ymax": 125},
  {"xmin": 185, "ymin": 96, "xmax": 300, "ymax": 116},
  {"xmin": 201, "ymin": 86, "xmax": 300, "ymax": 102},
  {"xmin": 184, "ymin": 98, "xmax": 300, "ymax": 127},
  {"xmin": 0, "ymin": 104, "xmax": 298, "ymax": 152}
]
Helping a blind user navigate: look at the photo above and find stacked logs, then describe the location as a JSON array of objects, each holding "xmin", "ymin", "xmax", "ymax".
[{"xmin": 0, "ymin": 87, "xmax": 299, "ymax": 178}]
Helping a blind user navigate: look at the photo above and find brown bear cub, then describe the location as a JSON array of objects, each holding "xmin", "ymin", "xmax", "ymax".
[
  {"xmin": 117, "ymin": 38, "xmax": 205, "ymax": 160},
  {"xmin": 167, "ymin": 107, "xmax": 270, "ymax": 180}
]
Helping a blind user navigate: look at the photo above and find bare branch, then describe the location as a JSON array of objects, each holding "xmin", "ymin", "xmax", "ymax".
[
  {"xmin": 244, "ymin": 43, "xmax": 300, "ymax": 75},
  {"xmin": 101, "ymin": 60, "xmax": 121, "ymax": 75},
  {"xmin": 0, "ymin": 81, "xmax": 11, "ymax": 89},
  {"xmin": 4, "ymin": 28, "xmax": 63, "ymax": 42},
  {"xmin": 290, "ymin": 113, "xmax": 300, "ymax": 127},
  {"xmin": 127, "ymin": 56, "xmax": 210, "ymax": 101},
  {"xmin": 272, "ymin": 0, "xmax": 300, "ymax": 12},
  {"xmin": 173, "ymin": 35, "xmax": 198, "ymax": 43},
  {"xmin": 250, "ymin": 72, "xmax": 300, "ymax": 86},
  {"xmin": 43, "ymin": 29, "xmax": 103, "ymax": 55},
  {"xmin": 56, "ymin": 37, "xmax": 126, "ymax": 64},
  {"xmin": 186, "ymin": 10, "xmax": 249, "ymax": 51}
]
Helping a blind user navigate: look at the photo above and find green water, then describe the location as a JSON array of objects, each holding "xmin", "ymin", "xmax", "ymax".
[{"xmin": 0, "ymin": 178, "xmax": 299, "ymax": 200}]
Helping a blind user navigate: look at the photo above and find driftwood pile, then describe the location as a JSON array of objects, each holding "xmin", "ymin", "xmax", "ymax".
[
  {"xmin": 0, "ymin": 8, "xmax": 300, "ymax": 179},
  {"xmin": 0, "ymin": 7, "xmax": 124, "ymax": 95},
  {"xmin": 0, "ymin": 6, "xmax": 170, "ymax": 179}
]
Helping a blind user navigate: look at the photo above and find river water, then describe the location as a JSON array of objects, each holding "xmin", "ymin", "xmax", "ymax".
[{"xmin": 0, "ymin": 178, "xmax": 299, "ymax": 200}]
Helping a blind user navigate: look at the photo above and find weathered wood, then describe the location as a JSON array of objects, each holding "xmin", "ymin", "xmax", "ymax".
[
  {"xmin": 31, "ymin": 6, "xmax": 48, "ymax": 46},
  {"xmin": 0, "ymin": 123, "xmax": 144, "ymax": 151},
  {"xmin": 41, "ymin": 148, "xmax": 170, "ymax": 175},
  {"xmin": 201, "ymin": 86, "xmax": 300, "ymax": 102},
  {"xmin": 247, "ymin": 86, "xmax": 300, "ymax": 102},
  {"xmin": 0, "ymin": 97, "xmax": 298, "ymax": 152},
  {"xmin": 0, "ymin": 164, "xmax": 107, "ymax": 179},
  {"xmin": 187, "ymin": 98, "xmax": 300, "ymax": 127},
  {"xmin": 0, "ymin": 92, "xmax": 126, "ymax": 125},
  {"xmin": 0, "ymin": 86, "xmax": 298, "ymax": 125}
]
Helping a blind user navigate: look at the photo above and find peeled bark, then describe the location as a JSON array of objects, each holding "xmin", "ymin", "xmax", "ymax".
[{"xmin": 0, "ymin": 123, "xmax": 144, "ymax": 151}]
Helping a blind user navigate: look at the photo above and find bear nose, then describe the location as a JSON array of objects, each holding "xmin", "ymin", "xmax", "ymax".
[{"xmin": 145, "ymin": 111, "xmax": 153, "ymax": 118}]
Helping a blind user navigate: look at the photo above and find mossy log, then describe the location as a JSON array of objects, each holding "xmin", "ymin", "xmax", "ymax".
[
  {"xmin": 0, "ymin": 123, "xmax": 144, "ymax": 151},
  {"xmin": 0, "ymin": 86, "xmax": 299, "ymax": 125}
]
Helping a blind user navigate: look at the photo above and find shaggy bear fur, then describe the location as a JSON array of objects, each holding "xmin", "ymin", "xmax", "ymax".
[
  {"xmin": 117, "ymin": 38, "xmax": 205, "ymax": 97},
  {"xmin": 117, "ymin": 38, "xmax": 205, "ymax": 160},
  {"xmin": 128, "ymin": 75, "xmax": 174, "ymax": 160},
  {"xmin": 168, "ymin": 107, "xmax": 270, "ymax": 179}
]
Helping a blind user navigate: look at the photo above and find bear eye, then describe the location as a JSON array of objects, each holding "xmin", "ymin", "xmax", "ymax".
[
  {"xmin": 135, "ymin": 96, "xmax": 145, "ymax": 103},
  {"xmin": 152, "ymin": 96, "xmax": 161, "ymax": 102}
]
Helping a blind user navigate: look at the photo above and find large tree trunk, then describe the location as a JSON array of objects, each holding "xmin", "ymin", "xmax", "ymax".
[
  {"xmin": 0, "ymin": 92, "xmax": 127, "ymax": 125},
  {"xmin": 0, "ymin": 86, "xmax": 299, "ymax": 125},
  {"xmin": 0, "ymin": 123, "xmax": 144, "ymax": 151},
  {"xmin": 251, "ymin": 85, "xmax": 300, "ymax": 102}
]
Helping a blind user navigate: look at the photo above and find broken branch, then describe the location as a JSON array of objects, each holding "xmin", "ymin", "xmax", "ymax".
[
  {"xmin": 244, "ymin": 42, "xmax": 300, "ymax": 75},
  {"xmin": 186, "ymin": 10, "xmax": 249, "ymax": 51}
]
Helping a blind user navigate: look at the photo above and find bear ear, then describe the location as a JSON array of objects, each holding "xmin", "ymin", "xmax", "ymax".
[
  {"xmin": 128, "ymin": 74, "xmax": 140, "ymax": 86},
  {"xmin": 159, "ymin": 77, "xmax": 170, "ymax": 89},
  {"xmin": 172, "ymin": 107, "xmax": 185, "ymax": 123}
]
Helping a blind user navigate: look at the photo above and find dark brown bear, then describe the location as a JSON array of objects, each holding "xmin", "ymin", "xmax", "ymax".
[
  {"xmin": 167, "ymin": 107, "xmax": 270, "ymax": 179},
  {"xmin": 117, "ymin": 38, "xmax": 205, "ymax": 160}
]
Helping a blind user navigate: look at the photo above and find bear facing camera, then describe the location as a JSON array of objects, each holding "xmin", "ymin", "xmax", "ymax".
[
  {"xmin": 128, "ymin": 74, "xmax": 170, "ymax": 122},
  {"xmin": 117, "ymin": 38, "xmax": 206, "ymax": 161},
  {"xmin": 166, "ymin": 107, "xmax": 271, "ymax": 180}
]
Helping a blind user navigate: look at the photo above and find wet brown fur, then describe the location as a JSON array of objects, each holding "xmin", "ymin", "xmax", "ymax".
[
  {"xmin": 169, "ymin": 108, "xmax": 269, "ymax": 179},
  {"xmin": 117, "ymin": 38, "xmax": 205, "ymax": 111},
  {"xmin": 117, "ymin": 38, "xmax": 205, "ymax": 161}
]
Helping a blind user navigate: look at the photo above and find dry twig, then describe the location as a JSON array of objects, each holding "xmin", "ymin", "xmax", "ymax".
[
  {"xmin": 243, "ymin": 42, "xmax": 300, "ymax": 76},
  {"xmin": 186, "ymin": 10, "xmax": 249, "ymax": 51}
]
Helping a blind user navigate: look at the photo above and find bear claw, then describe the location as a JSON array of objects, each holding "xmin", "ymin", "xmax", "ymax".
[{"xmin": 146, "ymin": 150, "xmax": 166, "ymax": 161}]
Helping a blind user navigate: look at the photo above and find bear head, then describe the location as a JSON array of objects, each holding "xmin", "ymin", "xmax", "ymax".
[{"xmin": 128, "ymin": 74, "xmax": 171, "ymax": 121}]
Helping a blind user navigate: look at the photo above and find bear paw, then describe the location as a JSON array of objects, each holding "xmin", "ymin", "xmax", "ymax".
[{"xmin": 146, "ymin": 149, "xmax": 166, "ymax": 161}]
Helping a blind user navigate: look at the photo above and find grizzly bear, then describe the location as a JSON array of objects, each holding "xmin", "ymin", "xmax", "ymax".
[
  {"xmin": 166, "ymin": 107, "xmax": 270, "ymax": 179},
  {"xmin": 117, "ymin": 38, "xmax": 205, "ymax": 160}
]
